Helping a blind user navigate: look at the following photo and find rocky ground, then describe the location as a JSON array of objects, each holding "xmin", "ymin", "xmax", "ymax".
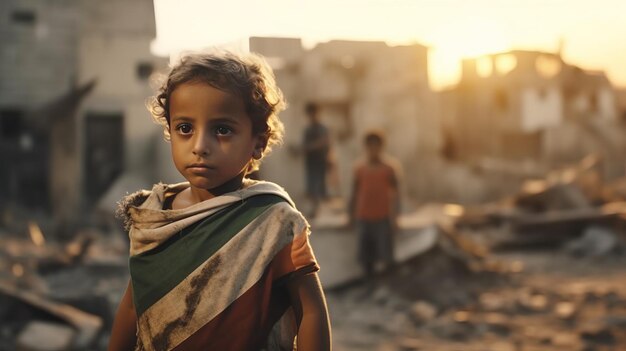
[
  {"xmin": 1, "ymin": 230, "xmax": 625, "ymax": 350},
  {"xmin": 2, "ymin": 189, "xmax": 626, "ymax": 350},
  {"xmin": 327, "ymin": 250, "xmax": 626, "ymax": 351}
]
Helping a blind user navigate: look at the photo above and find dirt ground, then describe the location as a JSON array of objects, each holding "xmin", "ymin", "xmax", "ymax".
[{"xmin": 327, "ymin": 250, "xmax": 626, "ymax": 351}]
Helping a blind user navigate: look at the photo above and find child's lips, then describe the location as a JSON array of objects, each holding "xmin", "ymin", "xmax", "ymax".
[{"xmin": 187, "ymin": 164, "xmax": 215, "ymax": 173}]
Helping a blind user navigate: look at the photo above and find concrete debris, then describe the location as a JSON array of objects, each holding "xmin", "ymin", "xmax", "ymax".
[
  {"xmin": 563, "ymin": 225, "xmax": 619, "ymax": 257},
  {"xmin": 549, "ymin": 332, "xmax": 580, "ymax": 347},
  {"xmin": 16, "ymin": 321, "xmax": 76, "ymax": 351},
  {"xmin": 517, "ymin": 292, "xmax": 550, "ymax": 313},
  {"xmin": 553, "ymin": 301, "xmax": 577, "ymax": 320},
  {"xmin": 486, "ymin": 341, "xmax": 516, "ymax": 351},
  {"xmin": 0, "ymin": 282, "xmax": 102, "ymax": 349},
  {"xmin": 408, "ymin": 301, "xmax": 438, "ymax": 325},
  {"xmin": 482, "ymin": 313, "xmax": 511, "ymax": 336},
  {"xmin": 478, "ymin": 292, "xmax": 507, "ymax": 311},
  {"xmin": 0, "ymin": 221, "xmax": 126, "ymax": 350},
  {"xmin": 459, "ymin": 155, "xmax": 626, "ymax": 251},
  {"xmin": 515, "ymin": 182, "xmax": 593, "ymax": 212},
  {"xmin": 325, "ymin": 157, "xmax": 626, "ymax": 351},
  {"xmin": 579, "ymin": 323, "xmax": 617, "ymax": 345},
  {"xmin": 395, "ymin": 337, "xmax": 422, "ymax": 351}
]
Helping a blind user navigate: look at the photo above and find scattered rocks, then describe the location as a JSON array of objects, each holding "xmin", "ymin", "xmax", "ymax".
[
  {"xmin": 550, "ymin": 332, "xmax": 580, "ymax": 348},
  {"xmin": 518, "ymin": 292, "xmax": 550, "ymax": 313},
  {"xmin": 487, "ymin": 341, "xmax": 516, "ymax": 351},
  {"xmin": 430, "ymin": 319, "xmax": 475, "ymax": 342},
  {"xmin": 408, "ymin": 301, "xmax": 437, "ymax": 325},
  {"xmin": 453, "ymin": 310, "xmax": 471, "ymax": 323},
  {"xmin": 479, "ymin": 292, "xmax": 507, "ymax": 312},
  {"xmin": 579, "ymin": 323, "xmax": 616, "ymax": 345},
  {"xmin": 483, "ymin": 313, "xmax": 511, "ymax": 336},
  {"xmin": 395, "ymin": 337, "xmax": 422, "ymax": 351},
  {"xmin": 330, "ymin": 248, "xmax": 626, "ymax": 351},
  {"xmin": 554, "ymin": 301, "xmax": 577, "ymax": 320}
]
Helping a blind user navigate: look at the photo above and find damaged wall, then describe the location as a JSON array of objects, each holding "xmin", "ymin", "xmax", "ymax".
[
  {"xmin": 0, "ymin": 0, "xmax": 82, "ymax": 211},
  {"xmin": 77, "ymin": 0, "xmax": 168, "ymax": 209},
  {"xmin": 449, "ymin": 50, "xmax": 624, "ymax": 180},
  {"xmin": 0, "ymin": 0, "xmax": 167, "ymax": 229}
]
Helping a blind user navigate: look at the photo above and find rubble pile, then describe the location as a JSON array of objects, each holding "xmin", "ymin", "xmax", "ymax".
[
  {"xmin": 377, "ymin": 223, "xmax": 509, "ymax": 310},
  {"xmin": 329, "ymin": 154, "xmax": 626, "ymax": 350},
  {"xmin": 456, "ymin": 154, "xmax": 626, "ymax": 254},
  {"xmin": 327, "ymin": 205, "xmax": 517, "ymax": 350},
  {"xmin": 0, "ymin": 220, "xmax": 128, "ymax": 351},
  {"xmin": 330, "ymin": 226, "xmax": 626, "ymax": 351}
]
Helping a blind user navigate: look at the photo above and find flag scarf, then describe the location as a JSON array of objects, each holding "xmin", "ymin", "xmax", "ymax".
[{"xmin": 119, "ymin": 180, "xmax": 319, "ymax": 351}]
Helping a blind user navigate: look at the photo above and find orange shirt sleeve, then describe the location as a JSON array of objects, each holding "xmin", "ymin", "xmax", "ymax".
[{"xmin": 272, "ymin": 216, "xmax": 320, "ymax": 284}]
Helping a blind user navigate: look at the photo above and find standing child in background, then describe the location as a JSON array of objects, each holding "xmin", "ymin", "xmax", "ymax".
[
  {"xmin": 349, "ymin": 130, "xmax": 401, "ymax": 278},
  {"xmin": 108, "ymin": 52, "xmax": 331, "ymax": 351},
  {"xmin": 302, "ymin": 103, "xmax": 330, "ymax": 219}
]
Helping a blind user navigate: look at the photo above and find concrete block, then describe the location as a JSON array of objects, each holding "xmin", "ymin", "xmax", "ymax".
[{"xmin": 16, "ymin": 321, "xmax": 76, "ymax": 351}]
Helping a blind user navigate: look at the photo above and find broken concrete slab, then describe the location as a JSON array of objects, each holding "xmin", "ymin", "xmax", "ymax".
[
  {"xmin": 511, "ymin": 208, "xmax": 612, "ymax": 234},
  {"xmin": 473, "ymin": 156, "xmax": 626, "ymax": 248},
  {"xmin": 0, "ymin": 282, "xmax": 102, "ymax": 349},
  {"xmin": 16, "ymin": 321, "xmax": 76, "ymax": 351},
  {"xmin": 516, "ymin": 182, "xmax": 593, "ymax": 212},
  {"xmin": 310, "ymin": 220, "xmax": 438, "ymax": 289},
  {"xmin": 563, "ymin": 225, "xmax": 619, "ymax": 257}
]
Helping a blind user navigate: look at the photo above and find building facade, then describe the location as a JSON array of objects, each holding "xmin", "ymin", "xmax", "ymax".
[
  {"xmin": 0, "ymin": 0, "xmax": 166, "ymax": 229},
  {"xmin": 445, "ymin": 50, "xmax": 624, "ymax": 178},
  {"xmin": 249, "ymin": 37, "xmax": 440, "ymax": 203}
]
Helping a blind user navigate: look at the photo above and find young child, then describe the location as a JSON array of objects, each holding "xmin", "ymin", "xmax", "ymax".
[
  {"xmin": 108, "ymin": 52, "xmax": 331, "ymax": 351},
  {"xmin": 348, "ymin": 130, "xmax": 400, "ymax": 277},
  {"xmin": 302, "ymin": 103, "xmax": 330, "ymax": 218}
]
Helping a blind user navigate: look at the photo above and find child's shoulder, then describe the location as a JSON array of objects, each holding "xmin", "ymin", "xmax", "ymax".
[
  {"xmin": 115, "ymin": 188, "xmax": 151, "ymax": 231},
  {"xmin": 115, "ymin": 182, "xmax": 186, "ymax": 230},
  {"xmin": 352, "ymin": 158, "xmax": 369, "ymax": 171},
  {"xmin": 231, "ymin": 180, "xmax": 311, "ymax": 239},
  {"xmin": 245, "ymin": 180, "xmax": 303, "ymax": 216},
  {"xmin": 381, "ymin": 155, "xmax": 402, "ymax": 174}
]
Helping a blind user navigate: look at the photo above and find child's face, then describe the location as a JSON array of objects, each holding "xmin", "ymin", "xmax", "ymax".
[
  {"xmin": 169, "ymin": 82, "xmax": 262, "ymax": 191},
  {"xmin": 366, "ymin": 140, "xmax": 383, "ymax": 161},
  {"xmin": 307, "ymin": 111, "xmax": 319, "ymax": 123}
]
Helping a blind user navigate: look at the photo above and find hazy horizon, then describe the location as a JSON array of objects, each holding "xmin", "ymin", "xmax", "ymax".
[{"xmin": 152, "ymin": 0, "xmax": 626, "ymax": 91}]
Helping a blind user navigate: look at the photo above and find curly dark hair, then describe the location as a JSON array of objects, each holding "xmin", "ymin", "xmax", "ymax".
[{"xmin": 147, "ymin": 51, "xmax": 286, "ymax": 173}]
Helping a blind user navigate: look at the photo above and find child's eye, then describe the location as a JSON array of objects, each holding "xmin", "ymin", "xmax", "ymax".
[
  {"xmin": 215, "ymin": 126, "xmax": 233, "ymax": 136},
  {"xmin": 176, "ymin": 123, "xmax": 193, "ymax": 135}
]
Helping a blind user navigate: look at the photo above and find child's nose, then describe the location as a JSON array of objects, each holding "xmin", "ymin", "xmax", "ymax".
[{"xmin": 192, "ymin": 131, "xmax": 211, "ymax": 156}]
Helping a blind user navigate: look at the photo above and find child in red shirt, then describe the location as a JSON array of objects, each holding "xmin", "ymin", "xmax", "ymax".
[{"xmin": 349, "ymin": 130, "xmax": 400, "ymax": 277}]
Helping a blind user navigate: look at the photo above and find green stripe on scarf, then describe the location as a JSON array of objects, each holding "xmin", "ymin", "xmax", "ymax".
[{"xmin": 130, "ymin": 194, "xmax": 285, "ymax": 316}]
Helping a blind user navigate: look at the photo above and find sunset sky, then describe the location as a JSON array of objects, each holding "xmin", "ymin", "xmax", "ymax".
[{"xmin": 152, "ymin": 0, "xmax": 626, "ymax": 90}]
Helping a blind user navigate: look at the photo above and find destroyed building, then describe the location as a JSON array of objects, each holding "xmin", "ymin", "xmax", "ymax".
[
  {"xmin": 248, "ymin": 37, "xmax": 441, "ymax": 204},
  {"xmin": 0, "ymin": 0, "xmax": 167, "ymax": 229},
  {"xmin": 442, "ymin": 50, "xmax": 625, "ymax": 179}
]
